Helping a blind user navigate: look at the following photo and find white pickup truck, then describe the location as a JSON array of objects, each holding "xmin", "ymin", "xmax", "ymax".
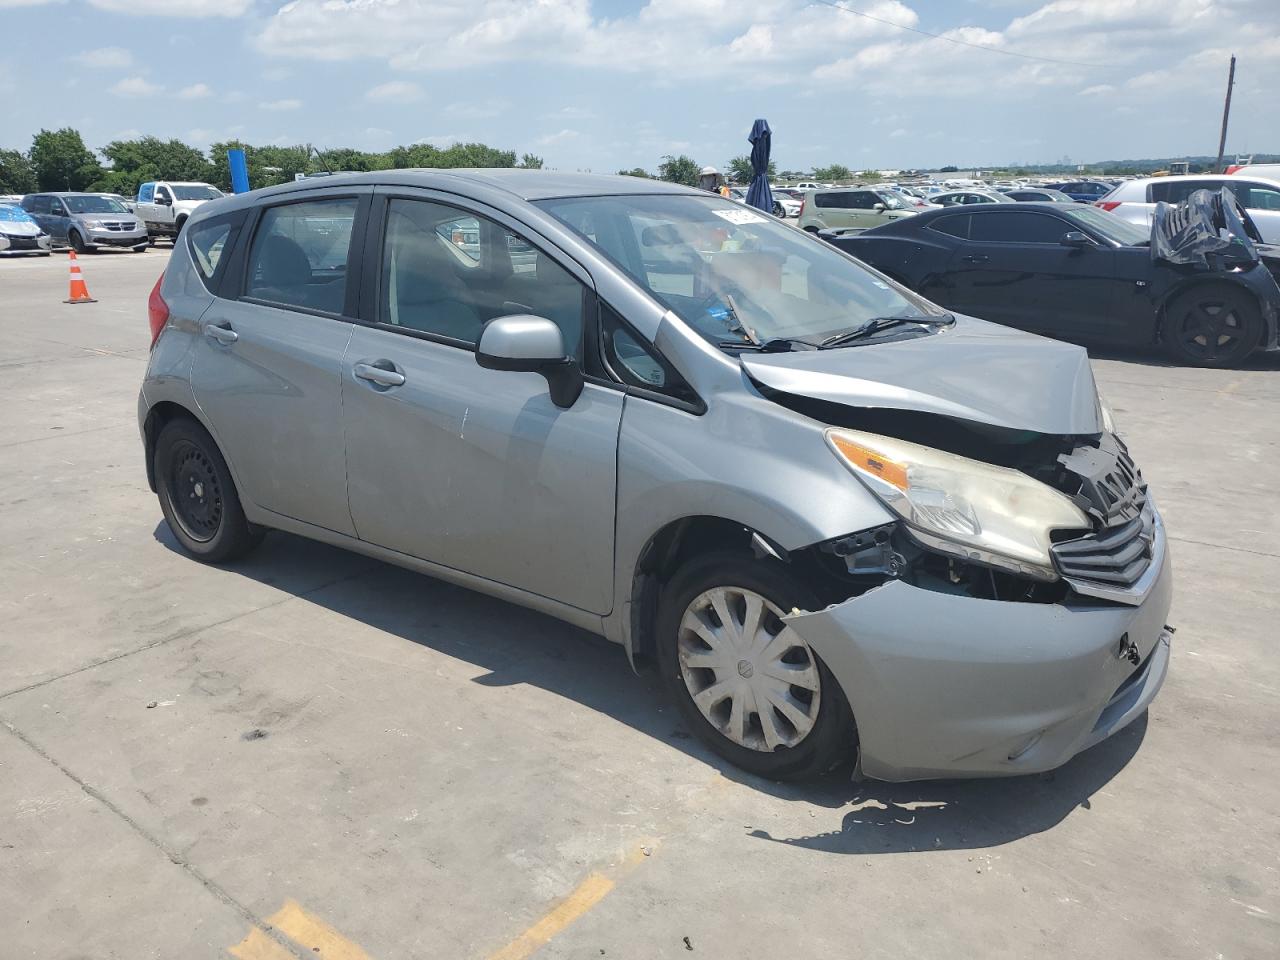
[{"xmin": 135, "ymin": 181, "xmax": 224, "ymax": 243}]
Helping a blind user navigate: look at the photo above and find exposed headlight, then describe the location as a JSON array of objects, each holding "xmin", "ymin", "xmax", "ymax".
[{"xmin": 826, "ymin": 428, "xmax": 1089, "ymax": 579}]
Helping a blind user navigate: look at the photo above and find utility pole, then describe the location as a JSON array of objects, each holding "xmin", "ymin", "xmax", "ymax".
[{"xmin": 1215, "ymin": 55, "xmax": 1236, "ymax": 174}]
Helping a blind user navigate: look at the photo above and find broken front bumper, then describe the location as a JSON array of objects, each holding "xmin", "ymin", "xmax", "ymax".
[{"xmin": 785, "ymin": 519, "xmax": 1173, "ymax": 782}]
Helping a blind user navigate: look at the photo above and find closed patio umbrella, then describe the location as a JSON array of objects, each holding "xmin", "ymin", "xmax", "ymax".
[{"xmin": 744, "ymin": 119, "xmax": 774, "ymax": 215}]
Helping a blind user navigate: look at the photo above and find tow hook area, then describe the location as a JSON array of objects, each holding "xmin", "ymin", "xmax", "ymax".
[{"xmin": 1117, "ymin": 632, "xmax": 1141, "ymax": 665}]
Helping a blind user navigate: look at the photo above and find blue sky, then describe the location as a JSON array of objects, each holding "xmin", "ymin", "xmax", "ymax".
[{"xmin": 1, "ymin": 0, "xmax": 1277, "ymax": 172}]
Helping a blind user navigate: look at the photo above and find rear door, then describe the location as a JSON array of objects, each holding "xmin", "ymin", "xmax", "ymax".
[
  {"xmin": 945, "ymin": 209, "xmax": 1122, "ymax": 338},
  {"xmin": 341, "ymin": 190, "xmax": 624, "ymax": 614},
  {"xmin": 189, "ymin": 189, "xmax": 370, "ymax": 535}
]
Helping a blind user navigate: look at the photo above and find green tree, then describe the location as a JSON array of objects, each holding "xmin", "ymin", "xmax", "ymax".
[
  {"xmin": 726, "ymin": 154, "xmax": 776, "ymax": 183},
  {"xmin": 811, "ymin": 163, "xmax": 851, "ymax": 182},
  {"xmin": 938, "ymin": 165, "xmax": 959, "ymax": 173},
  {"xmin": 617, "ymin": 167, "xmax": 651, "ymax": 178},
  {"xmin": 518, "ymin": 153, "xmax": 544, "ymax": 169},
  {"xmin": 0, "ymin": 149, "xmax": 38, "ymax": 194},
  {"xmin": 30, "ymin": 128, "xmax": 102, "ymax": 191},
  {"xmin": 94, "ymin": 136, "xmax": 214, "ymax": 197},
  {"xmin": 658, "ymin": 154, "xmax": 700, "ymax": 187}
]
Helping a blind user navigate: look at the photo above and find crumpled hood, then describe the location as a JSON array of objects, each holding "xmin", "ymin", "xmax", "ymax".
[
  {"xmin": 741, "ymin": 313, "xmax": 1101, "ymax": 435},
  {"xmin": 0, "ymin": 219, "xmax": 41, "ymax": 236}
]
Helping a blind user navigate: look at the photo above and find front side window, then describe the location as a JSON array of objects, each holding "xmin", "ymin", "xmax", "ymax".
[
  {"xmin": 1233, "ymin": 182, "xmax": 1280, "ymax": 212},
  {"xmin": 156, "ymin": 186, "xmax": 173, "ymax": 202},
  {"xmin": 245, "ymin": 197, "xmax": 357, "ymax": 314},
  {"xmin": 380, "ymin": 198, "xmax": 586, "ymax": 359},
  {"xmin": 970, "ymin": 211, "xmax": 1070, "ymax": 244},
  {"xmin": 539, "ymin": 193, "xmax": 944, "ymax": 351},
  {"xmin": 139, "ymin": 183, "xmax": 155, "ymax": 203}
]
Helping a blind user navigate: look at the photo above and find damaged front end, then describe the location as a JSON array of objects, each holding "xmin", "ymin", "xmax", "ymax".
[{"xmin": 759, "ymin": 390, "xmax": 1174, "ymax": 781}]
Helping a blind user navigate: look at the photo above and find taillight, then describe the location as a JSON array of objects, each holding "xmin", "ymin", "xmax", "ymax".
[
  {"xmin": 148, "ymin": 272, "xmax": 169, "ymax": 348},
  {"xmin": 1224, "ymin": 164, "xmax": 1242, "ymax": 175},
  {"xmin": 1096, "ymin": 201, "xmax": 1122, "ymax": 212}
]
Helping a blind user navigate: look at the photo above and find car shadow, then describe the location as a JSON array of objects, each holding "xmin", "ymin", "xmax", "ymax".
[
  {"xmin": 1084, "ymin": 342, "xmax": 1280, "ymax": 371},
  {"xmin": 154, "ymin": 522, "xmax": 1148, "ymax": 853}
]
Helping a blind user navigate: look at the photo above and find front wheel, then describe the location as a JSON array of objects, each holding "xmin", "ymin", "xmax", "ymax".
[
  {"xmin": 155, "ymin": 417, "xmax": 264, "ymax": 563},
  {"xmin": 656, "ymin": 552, "xmax": 855, "ymax": 780},
  {"xmin": 132, "ymin": 244, "xmax": 147, "ymax": 253},
  {"xmin": 68, "ymin": 230, "xmax": 87, "ymax": 254},
  {"xmin": 1163, "ymin": 285, "xmax": 1262, "ymax": 367}
]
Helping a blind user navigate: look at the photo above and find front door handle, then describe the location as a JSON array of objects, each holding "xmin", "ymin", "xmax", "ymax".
[
  {"xmin": 353, "ymin": 361, "xmax": 406, "ymax": 388},
  {"xmin": 204, "ymin": 322, "xmax": 239, "ymax": 344},
  {"xmin": 961, "ymin": 254, "xmax": 990, "ymax": 264}
]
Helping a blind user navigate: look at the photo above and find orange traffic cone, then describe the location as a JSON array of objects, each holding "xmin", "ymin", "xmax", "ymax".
[{"xmin": 64, "ymin": 250, "xmax": 97, "ymax": 304}]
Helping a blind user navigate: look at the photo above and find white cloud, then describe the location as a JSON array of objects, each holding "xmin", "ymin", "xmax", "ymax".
[
  {"xmin": 1080, "ymin": 83, "xmax": 1115, "ymax": 95},
  {"xmin": 366, "ymin": 80, "xmax": 424, "ymax": 102},
  {"xmin": 0, "ymin": 0, "xmax": 62, "ymax": 7},
  {"xmin": 535, "ymin": 129, "xmax": 580, "ymax": 146},
  {"xmin": 110, "ymin": 76, "xmax": 162, "ymax": 97},
  {"xmin": 177, "ymin": 83, "xmax": 213, "ymax": 99},
  {"xmin": 88, "ymin": 0, "xmax": 252, "ymax": 15},
  {"xmin": 73, "ymin": 47, "xmax": 133, "ymax": 68},
  {"xmin": 259, "ymin": 98, "xmax": 302, "ymax": 111}
]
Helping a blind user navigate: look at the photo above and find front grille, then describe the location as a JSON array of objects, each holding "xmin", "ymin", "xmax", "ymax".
[
  {"xmin": 1052, "ymin": 504, "xmax": 1156, "ymax": 588},
  {"xmin": 102, "ymin": 222, "xmax": 132, "ymax": 231}
]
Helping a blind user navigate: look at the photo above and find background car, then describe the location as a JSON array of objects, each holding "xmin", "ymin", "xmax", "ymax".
[
  {"xmin": 20, "ymin": 192, "xmax": 148, "ymax": 253},
  {"xmin": 1044, "ymin": 180, "xmax": 1114, "ymax": 202},
  {"xmin": 929, "ymin": 189, "xmax": 1015, "ymax": 207},
  {"xmin": 1097, "ymin": 174, "xmax": 1280, "ymax": 243},
  {"xmin": 94, "ymin": 192, "xmax": 136, "ymax": 213},
  {"xmin": 0, "ymin": 203, "xmax": 53, "ymax": 256},
  {"xmin": 797, "ymin": 187, "xmax": 917, "ymax": 232},
  {"xmin": 821, "ymin": 201, "xmax": 1280, "ymax": 366},
  {"xmin": 1004, "ymin": 188, "xmax": 1077, "ymax": 203}
]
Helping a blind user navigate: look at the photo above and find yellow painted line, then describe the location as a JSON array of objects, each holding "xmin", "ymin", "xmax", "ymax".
[
  {"xmin": 484, "ymin": 842, "xmax": 656, "ymax": 960},
  {"xmin": 485, "ymin": 872, "xmax": 616, "ymax": 960},
  {"xmin": 266, "ymin": 900, "xmax": 374, "ymax": 960},
  {"xmin": 228, "ymin": 927, "xmax": 299, "ymax": 960}
]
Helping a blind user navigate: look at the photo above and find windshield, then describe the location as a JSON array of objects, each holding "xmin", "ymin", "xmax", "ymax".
[
  {"xmin": 0, "ymin": 204, "xmax": 33, "ymax": 223},
  {"xmin": 873, "ymin": 191, "xmax": 909, "ymax": 210},
  {"xmin": 65, "ymin": 195, "xmax": 127, "ymax": 214},
  {"xmin": 1070, "ymin": 206, "xmax": 1150, "ymax": 246},
  {"xmin": 173, "ymin": 185, "xmax": 223, "ymax": 201},
  {"xmin": 537, "ymin": 193, "xmax": 943, "ymax": 348}
]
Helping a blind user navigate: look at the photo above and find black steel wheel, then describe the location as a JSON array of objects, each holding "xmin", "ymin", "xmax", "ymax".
[
  {"xmin": 1164, "ymin": 285, "xmax": 1261, "ymax": 367},
  {"xmin": 155, "ymin": 417, "xmax": 264, "ymax": 563}
]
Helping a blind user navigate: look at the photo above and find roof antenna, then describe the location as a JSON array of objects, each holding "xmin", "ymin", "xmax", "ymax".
[{"xmin": 308, "ymin": 143, "xmax": 333, "ymax": 174}]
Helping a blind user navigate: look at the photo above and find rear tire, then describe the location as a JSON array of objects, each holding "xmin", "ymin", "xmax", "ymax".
[
  {"xmin": 132, "ymin": 244, "xmax": 147, "ymax": 253},
  {"xmin": 154, "ymin": 417, "xmax": 264, "ymax": 564},
  {"xmin": 1163, "ymin": 284, "xmax": 1262, "ymax": 367},
  {"xmin": 655, "ymin": 551, "xmax": 855, "ymax": 780}
]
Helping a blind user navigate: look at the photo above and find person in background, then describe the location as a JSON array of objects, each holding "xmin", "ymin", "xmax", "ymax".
[{"xmin": 699, "ymin": 166, "xmax": 730, "ymax": 197}]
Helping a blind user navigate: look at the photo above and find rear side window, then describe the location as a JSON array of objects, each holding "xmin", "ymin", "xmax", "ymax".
[
  {"xmin": 929, "ymin": 214, "xmax": 969, "ymax": 239},
  {"xmin": 187, "ymin": 218, "xmax": 238, "ymax": 292},
  {"xmin": 970, "ymin": 211, "xmax": 1069, "ymax": 244},
  {"xmin": 245, "ymin": 198, "xmax": 357, "ymax": 315},
  {"xmin": 814, "ymin": 192, "xmax": 847, "ymax": 209},
  {"xmin": 1232, "ymin": 182, "xmax": 1280, "ymax": 211},
  {"xmin": 1148, "ymin": 180, "xmax": 1209, "ymax": 204}
]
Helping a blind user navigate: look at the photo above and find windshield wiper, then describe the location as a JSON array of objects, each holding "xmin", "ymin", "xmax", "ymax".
[
  {"xmin": 718, "ymin": 337, "xmax": 813, "ymax": 352},
  {"xmin": 819, "ymin": 314, "xmax": 953, "ymax": 348}
]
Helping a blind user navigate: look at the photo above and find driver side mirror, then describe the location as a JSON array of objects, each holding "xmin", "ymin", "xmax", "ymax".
[
  {"xmin": 476, "ymin": 315, "xmax": 583, "ymax": 409},
  {"xmin": 1060, "ymin": 230, "xmax": 1094, "ymax": 249},
  {"xmin": 872, "ymin": 202, "xmax": 886, "ymax": 212},
  {"xmin": 156, "ymin": 194, "xmax": 172, "ymax": 206}
]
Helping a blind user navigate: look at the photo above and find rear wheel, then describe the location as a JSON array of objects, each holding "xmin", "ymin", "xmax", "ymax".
[
  {"xmin": 1163, "ymin": 285, "xmax": 1262, "ymax": 367},
  {"xmin": 656, "ymin": 552, "xmax": 854, "ymax": 780},
  {"xmin": 803, "ymin": 225, "xmax": 820, "ymax": 233},
  {"xmin": 155, "ymin": 417, "xmax": 264, "ymax": 563}
]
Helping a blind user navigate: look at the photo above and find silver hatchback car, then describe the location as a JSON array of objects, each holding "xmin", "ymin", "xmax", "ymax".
[{"xmin": 139, "ymin": 171, "xmax": 1173, "ymax": 782}]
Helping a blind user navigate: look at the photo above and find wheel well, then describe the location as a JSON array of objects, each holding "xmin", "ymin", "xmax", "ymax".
[{"xmin": 142, "ymin": 400, "xmax": 199, "ymax": 491}]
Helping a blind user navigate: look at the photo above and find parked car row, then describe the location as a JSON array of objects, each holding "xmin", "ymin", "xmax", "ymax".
[
  {"xmin": 0, "ymin": 181, "xmax": 226, "ymax": 257},
  {"xmin": 139, "ymin": 169, "xmax": 1173, "ymax": 784}
]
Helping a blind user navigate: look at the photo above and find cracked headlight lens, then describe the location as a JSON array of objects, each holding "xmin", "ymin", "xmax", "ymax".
[{"xmin": 826, "ymin": 427, "xmax": 1089, "ymax": 579}]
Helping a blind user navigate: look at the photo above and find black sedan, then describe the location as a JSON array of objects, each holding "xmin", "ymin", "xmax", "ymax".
[{"xmin": 820, "ymin": 202, "xmax": 1280, "ymax": 366}]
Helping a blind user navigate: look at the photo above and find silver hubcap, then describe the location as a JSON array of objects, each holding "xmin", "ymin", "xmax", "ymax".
[{"xmin": 677, "ymin": 586, "xmax": 821, "ymax": 752}]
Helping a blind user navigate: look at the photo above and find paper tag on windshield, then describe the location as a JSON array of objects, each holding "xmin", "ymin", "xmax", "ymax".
[{"xmin": 712, "ymin": 208, "xmax": 767, "ymax": 225}]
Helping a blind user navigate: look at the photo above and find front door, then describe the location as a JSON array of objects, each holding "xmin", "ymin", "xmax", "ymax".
[
  {"xmin": 342, "ymin": 194, "xmax": 623, "ymax": 614},
  {"xmin": 945, "ymin": 209, "xmax": 1122, "ymax": 339},
  {"xmin": 189, "ymin": 191, "xmax": 369, "ymax": 535}
]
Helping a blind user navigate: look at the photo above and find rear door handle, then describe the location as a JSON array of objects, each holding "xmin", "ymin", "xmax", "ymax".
[
  {"xmin": 204, "ymin": 322, "xmax": 239, "ymax": 344},
  {"xmin": 353, "ymin": 361, "xmax": 406, "ymax": 388},
  {"xmin": 961, "ymin": 254, "xmax": 990, "ymax": 264}
]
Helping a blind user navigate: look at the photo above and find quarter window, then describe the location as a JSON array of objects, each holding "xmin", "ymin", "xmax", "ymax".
[
  {"xmin": 380, "ymin": 198, "xmax": 586, "ymax": 360},
  {"xmin": 599, "ymin": 303, "xmax": 698, "ymax": 406},
  {"xmin": 929, "ymin": 214, "xmax": 970, "ymax": 239},
  {"xmin": 188, "ymin": 219, "xmax": 235, "ymax": 290},
  {"xmin": 245, "ymin": 197, "xmax": 357, "ymax": 315},
  {"xmin": 969, "ymin": 211, "xmax": 1071, "ymax": 244}
]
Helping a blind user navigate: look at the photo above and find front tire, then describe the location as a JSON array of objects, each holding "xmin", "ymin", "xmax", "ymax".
[
  {"xmin": 656, "ymin": 552, "xmax": 854, "ymax": 780},
  {"xmin": 1163, "ymin": 284, "xmax": 1262, "ymax": 367},
  {"xmin": 132, "ymin": 243, "xmax": 147, "ymax": 253},
  {"xmin": 68, "ymin": 229, "xmax": 87, "ymax": 254},
  {"xmin": 155, "ymin": 417, "xmax": 264, "ymax": 563}
]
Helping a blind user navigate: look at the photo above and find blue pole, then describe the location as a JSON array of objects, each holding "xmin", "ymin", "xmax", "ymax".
[{"xmin": 228, "ymin": 148, "xmax": 250, "ymax": 194}]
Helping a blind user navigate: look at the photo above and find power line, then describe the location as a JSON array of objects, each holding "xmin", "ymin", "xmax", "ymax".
[{"xmin": 808, "ymin": 0, "xmax": 1105, "ymax": 68}]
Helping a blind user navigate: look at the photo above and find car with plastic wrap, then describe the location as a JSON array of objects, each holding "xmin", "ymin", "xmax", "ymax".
[
  {"xmin": 0, "ymin": 203, "xmax": 53, "ymax": 256},
  {"xmin": 139, "ymin": 170, "xmax": 1173, "ymax": 782},
  {"xmin": 822, "ymin": 193, "xmax": 1280, "ymax": 366}
]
